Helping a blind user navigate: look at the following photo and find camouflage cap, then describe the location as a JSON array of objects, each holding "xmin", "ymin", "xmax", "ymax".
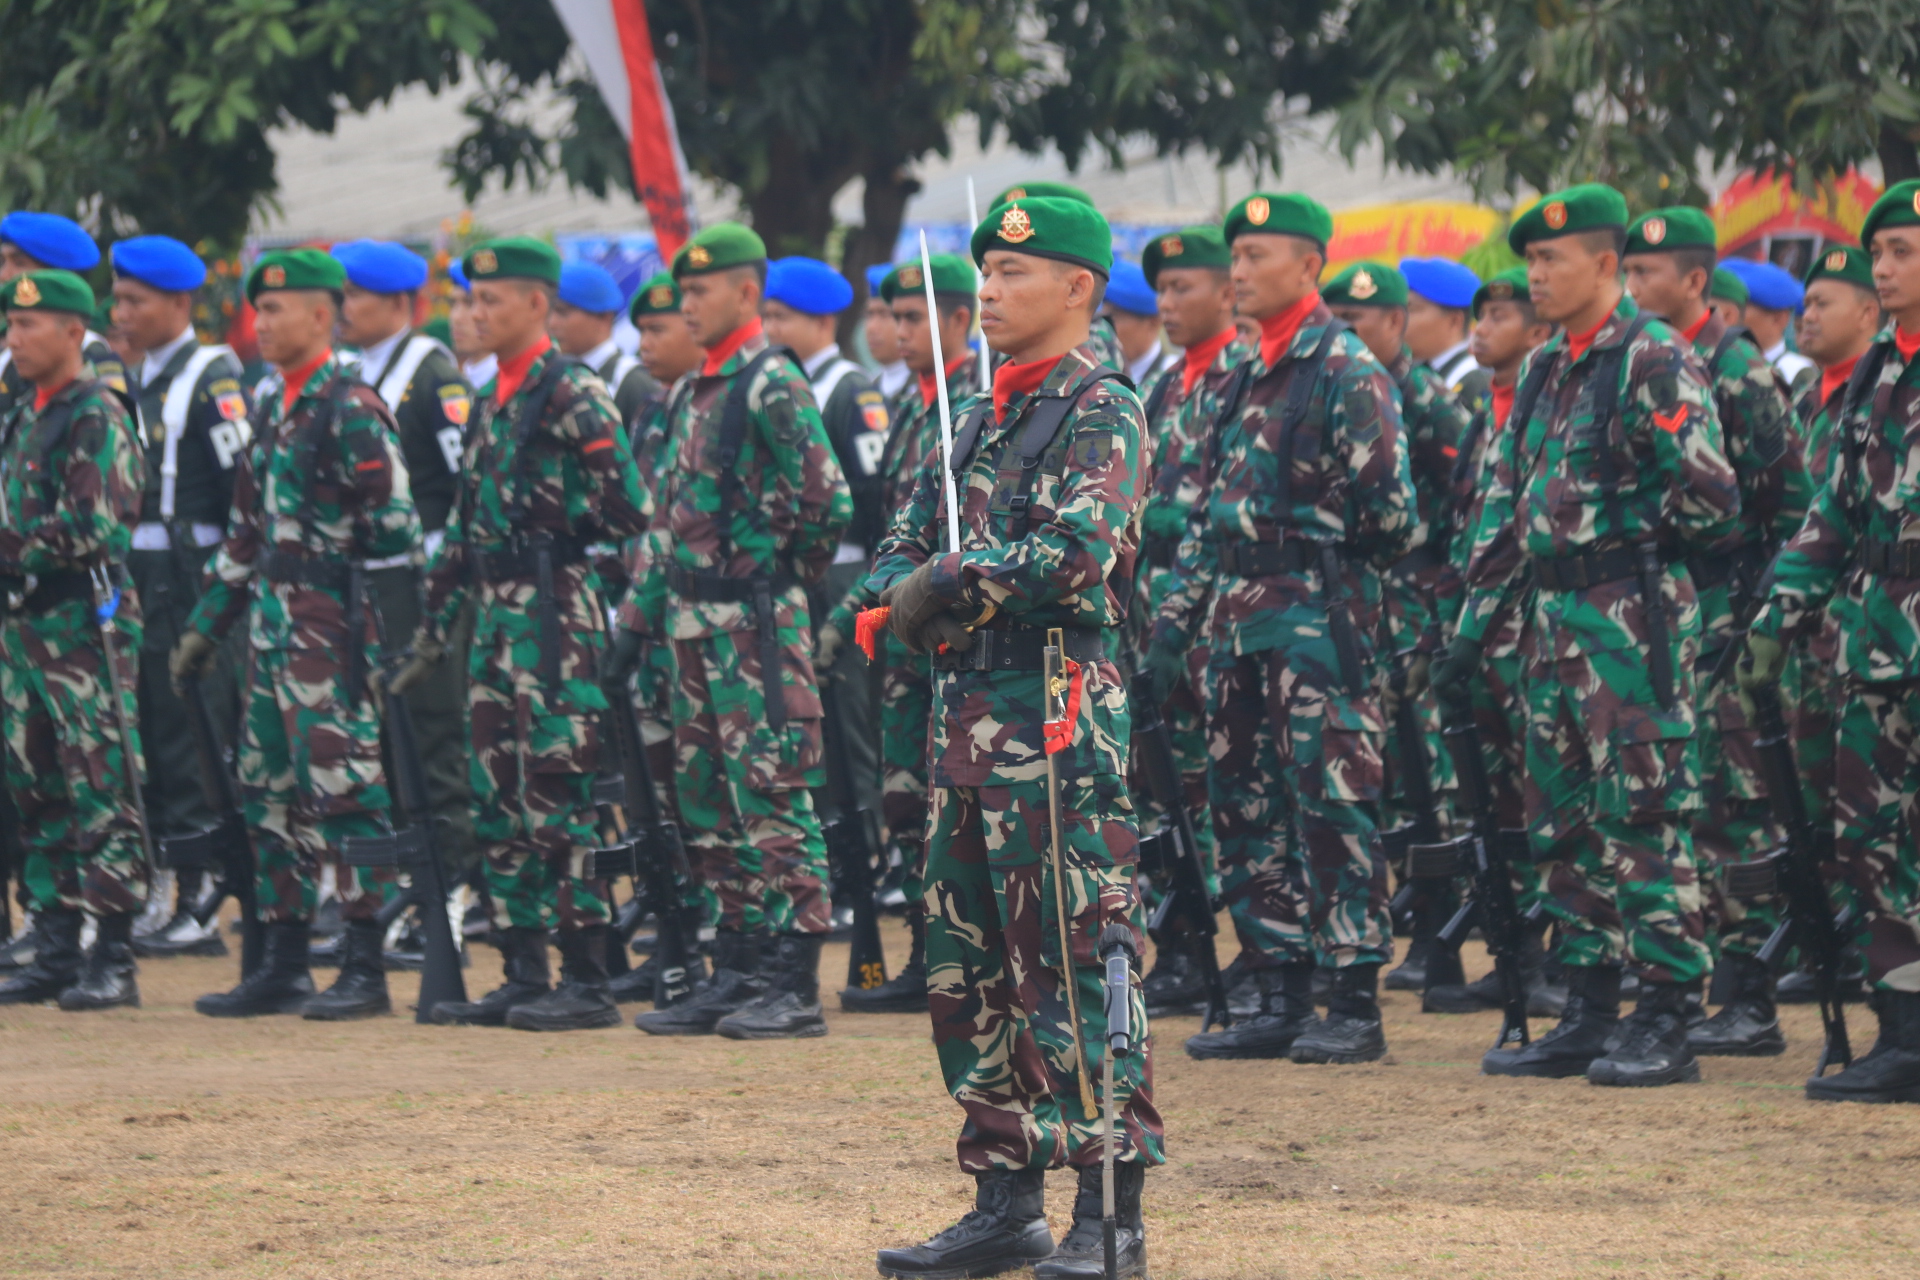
[
  {"xmin": 1861, "ymin": 179, "xmax": 1920, "ymax": 247},
  {"xmin": 1803, "ymin": 244, "xmax": 1874, "ymax": 292},
  {"xmin": 970, "ymin": 198, "xmax": 1112, "ymax": 276},
  {"xmin": 1322, "ymin": 260, "xmax": 1408, "ymax": 308},
  {"xmin": 462, "ymin": 236, "xmax": 562, "ymax": 286},
  {"xmin": 989, "ymin": 180, "xmax": 1093, "ymax": 209},
  {"xmin": 1624, "ymin": 206, "xmax": 1717, "ymax": 257},
  {"xmin": 1709, "ymin": 266, "xmax": 1750, "ymax": 308},
  {"xmin": 1472, "ymin": 266, "xmax": 1532, "ymax": 319},
  {"xmin": 1507, "ymin": 184, "xmax": 1629, "ymax": 254},
  {"xmin": 628, "ymin": 270, "xmax": 682, "ymax": 319},
  {"xmin": 1223, "ymin": 192, "xmax": 1333, "ymax": 252},
  {"xmin": 245, "ymin": 248, "xmax": 347, "ymax": 302},
  {"xmin": 3, "ymin": 268, "xmax": 96, "ymax": 317},
  {"xmin": 881, "ymin": 253, "xmax": 976, "ymax": 302},
  {"xmin": 671, "ymin": 223, "xmax": 767, "ymax": 280},
  {"xmin": 1141, "ymin": 225, "xmax": 1229, "ymax": 288}
]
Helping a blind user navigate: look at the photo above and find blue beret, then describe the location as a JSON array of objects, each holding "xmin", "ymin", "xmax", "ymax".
[
  {"xmin": 1723, "ymin": 257, "xmax": 1804, "ymax": 312},
  {"xmin": 0, "ymin": 212, "xmax": 99, "ymax": 271},
  {"xmin": 766, "ymin": 256, "xmax": 854, "ymax": 316},
  {"xmin": 110, "ymin": 235, "xmax": 206, "ymax": 292},
  {"xmin": 1398, "ymin": 256, "xmax": 1480, "ymax": 309},
  {"xmin": 557, "ymin": 260, "xmax": 626, "ymax": 314},
  {"xmin": 865, "ymin": 263, "xmax": 891, "ymax": 295},
  {"xmin": 448, "ymin": 260, "xmax": 470, "ymax": 293},
  {"xmin": 331, "ymin": 239, "xmax": 428, "ymax": 294},
  {"xmin": 1103, "ymin": 260, "xmax": 1157, "ymax": 316}
]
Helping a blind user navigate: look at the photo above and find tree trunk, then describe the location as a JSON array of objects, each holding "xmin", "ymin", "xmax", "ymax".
[
  {"xmin": 1879, "ymin": 118, "xmax": 1920, "ymax": 186},
  {"xmin": 744, "ymin": 131, "xmax": 862, "ymax": 260},
  {"xmin": 836, "ymin": 163, "xmax": 921, "ymax": 348}
]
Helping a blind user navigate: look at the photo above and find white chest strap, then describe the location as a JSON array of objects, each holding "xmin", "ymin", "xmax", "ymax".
[
  {"xmin": 376, "ymin": 334, "xmax": 447, "ymax": 412},
  {"xmin": 606, "ymin": 352, "xmax": 642, "ymax": 393},
  {"xmin": 811, "ymin": 357, "xmax": 858, "ymax": 410},
  {"xmin": 159, "ymin": 345, "xmax": 237, "ymax": 520}
]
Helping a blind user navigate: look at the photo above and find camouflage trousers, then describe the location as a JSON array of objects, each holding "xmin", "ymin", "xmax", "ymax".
[
  {"xmin": 1522, "ymin": 643, "xmax": 1710, "ymax": 985},
  {"xmin": 924, "ymin": 777, "xmax": 1164, "ymax": 1172},
  {"xmin": 3, "ymin": 606, "xmax": 148, "ymax": 916},
  {"xmin": 1136, "ymin": 642, "xmax": 1219, "ymax": 905},
  {"xmin": 1473, "ymin": 650, "xmax": 1549, "ymax": 914},
  {"xmin": 633, "ymin": 638, "xmax": 712, "ymax": 927},
  {"xmin": 878, "ymin": 629, "xmax": 934, "ymax": 903},
  {"xmin": 1793, "ymin": 623, "xmax": 1842, "ymax": 838},
  {"xmin": 1831, "ymin": 681, "xmax": 1920, "ymax": 991},
  {"xmin": 239, "ymin": 645, "xmax": 394, "ymax": 923},
  {"xmin": 468, "ymin": 616, "xmax": 611, "ymax": 931},
  {"xmin": 670, "ymin": 628, "xmax": 830, "ymax": 936},
  {"xmin": 1205, "ymin": 638, "xmax": 1392, "ymax": 971},
  {"xmin": 1380, "ymin": 567, "xmax": 1458, "ymax": 829}
]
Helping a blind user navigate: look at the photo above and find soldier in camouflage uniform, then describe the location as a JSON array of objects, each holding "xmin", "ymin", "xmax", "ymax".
[
  {"xmin": 396, "ymin": 238, "xmax": 648, "ymax": 1033},
  {"xmin": 0, "ymin": 270, "xmax": 149, "ymax": 1011},
  {"xmin": 171, "ymin": 250, "xmax": 421, "ymax": 1022},
  {"xmin": 1740, "ymin": 182, "xmax": 1920, "ymax": 1104},
  {"xmin": 1322, "ymin": 259, "xmax": 1472, "ymax": 996},
  {"xmin": 870, "ymin": 195, "xmax": 1159, "ymax": 1280},
  {"xmin": 1621, "ymin": 207, "xmax": 1812, "ymax": 1057},
  {"xmin": 0, "ymin": 214, "xmax": 128, "ymax": 421},
  {"xmin": 823, "ymin": 252, "xmax": 979, "ymax": 1015},
  {"xmin": 1130, "ymin": 225, "xmax": 1240, "ymax": 1014},
  {"xmin": 617, "ymin": 224, "xmax": 849, "ymax": 1042},
  {"xmin": 1434, "ymin": 185, "xmax": 1740, "ymax": 1087},
  {"xmin": 106, "ymin": 235, "xmax": 251, "ymax": 960},
  {"xmin": 1151, "ymin": 196, "xmax": 1418, "ymax": 1068}
]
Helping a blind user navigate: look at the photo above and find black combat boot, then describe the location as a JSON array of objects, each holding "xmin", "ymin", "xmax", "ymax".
[
  {"xmin": 1032, "ymin": 1162, "xmax": 1147, "ymax": 1279},
  {"xmin": 1688, "ymin": 953, "xmax": 1786, "ymax": 1057},
  {"xmin": 505, "ymin": 926, "xmax": 622, "ymax": 1031},
  {"xmin": 195, "ymin": 920, "xmax": 317, "ymax": 1017},
  {"xmin": 841, "ymin": 906, "xmax": 930, "ymax": 1013},
  {"xmin": 1385, "ymin": 898, "xmax": 1464, "ymax": 992},
  {"xmin": 1218, "ymin": 951, "xmax": 1264, "ymax": 1017},
  {"xmin": 1587, "ymin": 980, "xmax": 1702, "ymax": 1086},
  {"xmin": 634, "ymin": 929, "xmax": 766, "ymax": 1035},
  {"xmin": 0, "ymin": 911, "xmax": 39, "ymax": 970},
  {"xmin": 1806, "ymin": 991, "xmax": 1920, "ymax": 1104},
  {"xmin": 58, "ymin": 912, "xmax": 140, "ymax": 1010},
  {"xmin": 431, "ymin": 926, "xmax": 550, "ymax": 1025},
  {"xmin": 718, "ymin": 932, "xmax": 829, "ymax": 1039},
  {"xmin": 302, "ymin": 920, "xmax": 392, "ymax": 1020},
  {"xmin": 1290, "ymin": 963, "xmax": 1388, "ymax": 1064},
  {"xmin": 875, "ymin": 1168, "xmax": 1054, "ymax": 1279},
  {"xmin": 1139, "ymin": 933, "xmax": 1205, "ymax": 1016},
  {"xmin": 1185, "ymin": 961, "xmax": 1316, "ymax": 1060},
  {"xmin": 1423, "ymin": 921, "xmax": 1565, "ymax": 1017},
  {"xmin": 1778, "ymin": 951, "xmax": 1868, "ymax": 1004},
  {"xmin": 1483, "ymin": 964, "xmax": 1621, "ymax": 1077},
  {"xmin": 0, "ymin": 907, "xmax": 84, "ymax": 1004},
  {"xmin": 608, "ymin": 947, "xmax": 709, "ymax": 1004},
  {"xmin": 132, "ymin": 872, "xmax": 228, "ymax": 958}
]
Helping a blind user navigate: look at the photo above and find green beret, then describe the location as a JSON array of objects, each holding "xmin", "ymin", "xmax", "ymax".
[
  {"xmin": 245, "ymin": 248, "xmax": 346, "ymax": 303},
  {"xmin": 1507, "ymin": 183, "xmax": 1629, "ymax": 254},
  {"xmin": 462, "ymin": 236, "xmax": 562, "ymax": 286},
  {"xmin": 671, "ymin": 223, "xmax": 767, "ymax": 279},
  {"xmin": 1624, "ymin": 206, "xmax": 1718, "ymax": 257},
  {"xmin": 970, "ymin": 198, "xmax": 1112, "ymax": 276},
  {"xmin": 1471, "ymin": 266, "xmax": 1531, "ymax": 319},
  {"xmin": 1709, "ymin": 267, "xmax": 1749, "ymax": 308},
  {"xmin": 881, "ymin": 254, "xmax": 976, "ymax": 303},
  {"xmin": 1804, "ymin": 244, "xmax": 1875, "ymax": 292},
  {"xmin": 1224, "ymin": 192, "xmax": 1333, "ymax": 252},
  {"xmin": 1141, "ymin": 225, "xmax": 1230, "ymax": 288},
  {"xmin": 990, "ymin": 181, "xmax": 1092, "ymax": 209},
  {"xmin": 628, "ymin": 270, "xmax": 682, "ymax": 319},
  {"xmin": 1322, "ymin": 260, "xmax": 1408, "ymax": 309},
  {"xmin": 3, "ymin": 269, "xmax": 96, "ymax": 317},
  {"xmin": 1862, "ymin": 179, "xmax": 1920, "ymax": 247}
]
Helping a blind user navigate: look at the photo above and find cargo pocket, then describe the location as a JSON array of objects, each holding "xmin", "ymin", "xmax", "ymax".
[
  {"xmin": 1598, "ymin": 707, "xmax": 1700, "ymax": 822},
  {"xmin": 741, "ymin": 634, "xmax": 823, "ymax": 793}
]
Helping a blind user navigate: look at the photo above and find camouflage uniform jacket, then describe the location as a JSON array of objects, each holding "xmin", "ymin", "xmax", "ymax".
[
  {"xmin": 1456, "ymin": 300, "xmax": 1739, "ymax": 658},
  {"xmin": 868, "ymin": 343, "xmax": 1144, "ymax": 788},
  {"xmin": 1386, "ymin": 347, "xmax": 1471, "ymax": 648},
  {"xmin": 632, "ymin": 334, "xmax": 849, "ymax": 642},
  {"xmin": 1794, "ymin": 366, "xmax": 1849, "ymax": 488},
  {"xmin": 190, "ymin": 357, "xmax": 418, "ymax": 651},
  {"xmin": 823, "ymin": 375, "xmax": 946, "ymax": 639},
  {"xmin": 0, "ymin": 376, "xmax": 144, "ymax": 638},
  {"xmin": 1690, "ymin": 316, "xmax": 1809, "ymax": 555},
  {"xmin": 1756, "ymin": 328, "xmax": 1920, "ymax": 681},
  {"xmin": 1150, "ymin": 303, "xmax": 1421, "ymax": 659},
  {"xmin": 613, "ymin": 378, "xmax": 683, "ymax": 639},
  {"xmin": 1447, "ymin": 395, "xmax": 1526, "ymax": 658}
]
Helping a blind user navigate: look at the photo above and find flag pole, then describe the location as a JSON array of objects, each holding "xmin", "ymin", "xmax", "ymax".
[
  {"xmin": 966, "ymin": 178, "xmax": 991, "ymax": 395},
  {"xmin": 920, "ymin": 230, "xmax": 963, "ymax": 556}
]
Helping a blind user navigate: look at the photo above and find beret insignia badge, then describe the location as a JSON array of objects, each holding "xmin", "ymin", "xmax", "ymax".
[
  {"xmin": 471, "ymin": 249, "xmax": 497, "ymax": 275},
  {"xmin": 13, "ymin": 277, "xmax": 39, "ymax": 306},
  {"xmin": 1246, "ymin": 197, "xmax": 1270, "ymax": 226},
  {"xmin": 1350, "ymin": 269, "xmax": 1377, "ymax": 300},
  {"xmin": 1643, "ymin": 217, "xmax": 1666, "ymax": 245},
  {"xmin": 998, "ymin": 205, "xmax": 1035, "ymax": 244},
  {"xmin": 1544, "ymin": 201, "xmax": 1568, "ymax": 230}
]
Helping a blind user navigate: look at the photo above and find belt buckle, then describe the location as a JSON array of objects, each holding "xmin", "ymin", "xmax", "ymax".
[{"xmin": 964, "ymin": 630, "xmax": 993, "ymax": 671}]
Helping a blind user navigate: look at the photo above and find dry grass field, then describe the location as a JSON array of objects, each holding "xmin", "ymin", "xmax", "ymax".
[{"xmin": 1, "ymin": 921, "xmax": 1915, "ymax": 1279}]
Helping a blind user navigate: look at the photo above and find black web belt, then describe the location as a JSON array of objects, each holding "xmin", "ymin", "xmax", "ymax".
[
  {"xmin": 472, "ymin": 534, "xmax": 590, "ymax": 584},
  {"xmin": 1140, "ymin": 533, "xmax": 1178, "ymax": 570},
  {"xmin": 1219, "ymin": 539, "xmax": 1315, "ymax": 577},
  {"xmin": 1531, "ymin": 545, "xmax": 1644, "ymax": 592},
  {"xmin": 1388, "ymin": 542, "xmax": 1445, "ymax": 578},
  {"xmin": 262, "ymin": 549, "xmax": 353, "ymax": 591},
  {"xmin": 1859, "ymin": 537, "xmax": 1920, "ymax": 578},
  {"xmin": 929, "ymin": 624, "xmax": 1106, "ymax": 672}
]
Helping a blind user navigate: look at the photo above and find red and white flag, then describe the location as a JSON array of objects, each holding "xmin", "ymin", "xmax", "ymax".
[{"xmin": 551, "ymin": 0, "xmax": 698, "ymax": 258}]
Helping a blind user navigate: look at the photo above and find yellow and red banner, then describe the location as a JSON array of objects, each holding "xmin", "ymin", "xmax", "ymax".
[
  {"xmin": 1710, "ymin": 169, "xmax": 1881, "ymax": 253},
  {"xmin": 1323, "ymin": 202, "xmax": 1502, "ymax": 277}
]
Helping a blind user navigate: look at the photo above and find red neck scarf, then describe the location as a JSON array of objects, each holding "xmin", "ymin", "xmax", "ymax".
[
  {"xmin": 1564, "ymin": 312, "xmax": 1612, "ymax": 365},
  {"xmin": 1680, "ymin": 310, "xmax": 1712, "ymax": 346},
  {"xmin": 279, "ymin": 349, "xmax": 332, "ymax": 414},
  {"xmin": 918, "ymin": 354, "xmax": 973, "ymax": 414},
  {"xmin": 1820, "ymin": 353, "xmax": 1862, "ymax": 411},
  {"xmin": 1897, "ymin": 326, "xmax": 1920, "ymax": 364},
  {"xmin": 32, "ymin": 378, "xmax": 74, "ymax": 413},
  {"xmin": 1180, "ymin": 326, "xmax": 1236, "ymax": 398},
  {"xmin": 1259, "ymin": 291, "xmax": 1321, "ymax": 369},
  {"xmin": 494, "ymin": 333, "xmax": 551, "ymax": 405},
  {"xmin": 701, "ymin": 316, "xmax": 763, "ymax": 377},
  {"xmin": 1490, "ymin": 378, "xmax": 1517, "ymax": 430},
  {"xmin": 992, "ymin": 353, "xmax": 1065, "ymax": 419}
]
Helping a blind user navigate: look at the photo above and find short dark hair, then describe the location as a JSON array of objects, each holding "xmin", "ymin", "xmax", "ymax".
[
  {"xmin": 727, "ymin": 262, "xmax": 769, "ymax": 287},
  {"xmin": 1670, "ymin": 245, "xmax": 1716, "ymax": 286},
  {"xmin": 1575, "ymin": 227, "xmax": 1627, "ymax": 259},
  {"xmin": 932, "ymin": 290, "xmax": 976, "ymax": 325}
]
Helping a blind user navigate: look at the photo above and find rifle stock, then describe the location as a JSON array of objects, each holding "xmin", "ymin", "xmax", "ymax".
[{"xmin": 819, "ymin": 674, "xmax": 888, "ymax": 991}]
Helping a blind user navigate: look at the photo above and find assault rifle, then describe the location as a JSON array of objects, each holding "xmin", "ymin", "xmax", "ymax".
[
  {"xmin": 1379, "ymin": 647, "xmax": 1463, "ymax": 987},
  {"xmin": 592, "ymin": 678, "xmax": 698, "ymax": 1008},
  {"xmin": 159, "ymin": 673, "xmax": 263, "ymax": 977},
  {"xmin": 1747, "ymin": 682, "xmax": 1853, "ymax": 1078},
  {"xmin": 1128, "ymin": 671, "xmax": 1231, "ymax": 1032},
  {"xmin": 820, "ymin": 673, "xmax": 889, "ymax": 992}
]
